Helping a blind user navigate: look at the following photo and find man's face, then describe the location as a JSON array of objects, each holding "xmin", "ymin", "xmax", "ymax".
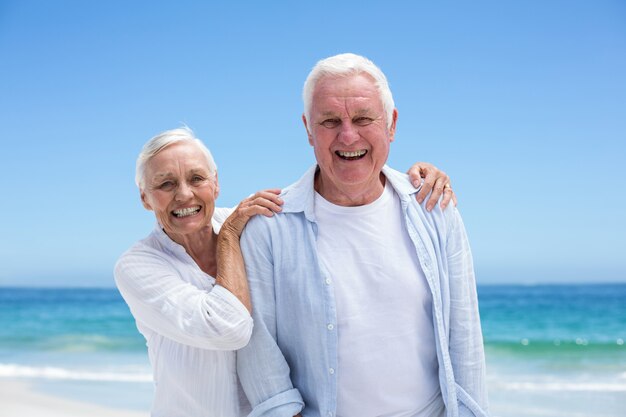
[{"xmin": 303, "ymin": 73, "xmax": 397, "ymax": 206}]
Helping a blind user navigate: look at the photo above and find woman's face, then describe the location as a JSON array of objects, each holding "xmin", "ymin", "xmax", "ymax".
[{"xmin": 140, "ymin": 141, "xmax": 219, "ymax": 240}]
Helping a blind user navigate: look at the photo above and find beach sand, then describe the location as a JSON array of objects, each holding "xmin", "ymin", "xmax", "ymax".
[{"xmin": 0, "ymin": 379, "xmax": 149, "ymax": 417}]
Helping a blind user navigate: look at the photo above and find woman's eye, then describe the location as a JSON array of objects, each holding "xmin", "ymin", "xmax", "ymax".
[
  {"xmin": 159, "ymin": 181, "xmax": 175, "ymax": 190},
  {"xmin": 321, "ymin": 119, "xmax": 340, "ymax": 128}
]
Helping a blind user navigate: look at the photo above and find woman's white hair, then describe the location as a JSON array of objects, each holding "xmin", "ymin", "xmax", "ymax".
[
  {"xmin": 302, "ymin": 53, "xmax": 395, "ymax": 129},
  {"xmin": 135, "ymin": 127, "xmax": 217, "ymax": 189}
]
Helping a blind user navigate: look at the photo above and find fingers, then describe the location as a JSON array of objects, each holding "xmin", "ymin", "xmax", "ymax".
[
  {"xmin": 240, "ymin": 189, "xmax": 283, "ymax": 215},
  {"xmin": 220, "ymin": 189, "xmax": 283, "ymax": 237},
  {"xmin": 417, "ymin": 166, "xmax": 443, "ymax": 207},
  {"xmin": 408, "ymin": 163, "xmax": 437, "ymax": 204},
  {"xmin": 408, "ymin": 163, "xmax": 457, "ymax": 211},
  {"xmin": 407, "ymin": 162, "xmax": 438, "ymax": 187},
  {"xmin": 414, "ymin": 168, "xmax": 450, "ymax": 212},
  {"xmin": 416, "ymin": 175, "xmax": 434, "ymax": 205},
  {"xmin": 426, "ymin": 175, "xmax": 448, "ymax": 211},
  {"xmin": 408, "ymin": 163, "xmax": 431, "ymax": 188},
  {"xmin": 439, "ymin": 185, "xmax": 456, "ymax": 210}
]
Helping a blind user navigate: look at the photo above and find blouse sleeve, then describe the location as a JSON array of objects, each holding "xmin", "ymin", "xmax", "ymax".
[
  {"xmin": 114, "ymin": 244, "xmax": 253, "ymax": 350},
  {"xmin": 211, "ymin": 206, "xmax": 236, "ymax": 234}
]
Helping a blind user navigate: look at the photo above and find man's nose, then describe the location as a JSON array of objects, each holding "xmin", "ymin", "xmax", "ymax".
[{"xmin": 337, "ymin": 122, "xmax": 359, "ymax": 145}]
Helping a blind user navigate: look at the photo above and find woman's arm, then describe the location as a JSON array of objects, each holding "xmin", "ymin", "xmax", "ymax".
[
  {"xmin": 115, "ymin": 247, "xmax": 254, "ymax": 350},
  {"xmin": 217, "ymin": 189, "xmax": 283, "ymax": 313},
  {"xmin": 114, "ymin": 189, "xmax": 283, "ymax": 350}
]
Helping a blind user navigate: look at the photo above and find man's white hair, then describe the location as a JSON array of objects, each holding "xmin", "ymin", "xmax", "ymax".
[
  {"xmin": 135, "ymin": 127, "xmax": 217, "ymax": 190},
  {"xmin": 302, "ymin": 53, "xmax": 395, "ymax": 129}
]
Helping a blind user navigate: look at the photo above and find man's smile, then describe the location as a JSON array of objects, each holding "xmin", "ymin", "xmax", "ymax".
[{"xmin": 336, "ymin": 150, "xmax": 367, "ymax": 160}]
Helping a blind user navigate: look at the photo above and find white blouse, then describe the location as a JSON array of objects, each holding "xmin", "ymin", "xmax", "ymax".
[{"xmin": 114, "ymin": 207, "xmax": 252, "ymax": 417}]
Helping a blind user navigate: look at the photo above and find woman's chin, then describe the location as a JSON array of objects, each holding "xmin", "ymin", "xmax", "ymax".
[{"xmin": 164, "ymin": 216, "xmax": 212, "ymax": 237}]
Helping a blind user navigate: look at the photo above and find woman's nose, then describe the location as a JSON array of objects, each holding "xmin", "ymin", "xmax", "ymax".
[{"xmin": 174, "ymin": 182, "xmax": 193, "ymax": 201}]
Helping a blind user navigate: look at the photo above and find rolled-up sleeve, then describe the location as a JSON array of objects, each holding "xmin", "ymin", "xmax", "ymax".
[
  {"xmin": 236, "ymin": 216, "xmax": 304, "ymax": 417},
  {"xmin": 114, "ymin": 245, "xmax": 253, "ymax": 350}
]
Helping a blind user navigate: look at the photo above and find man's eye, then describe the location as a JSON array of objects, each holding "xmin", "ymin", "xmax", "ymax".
[
  {"xmin": 191, "ymin": 175, "xmax": 205, "ymax": 183},
  {"xmin": 354, "ymin": 117, "xmax": 374, "ymax": 126},
  {"xmin": 321, "ymin": 119, "xmax": 340, "ymax": 128}
]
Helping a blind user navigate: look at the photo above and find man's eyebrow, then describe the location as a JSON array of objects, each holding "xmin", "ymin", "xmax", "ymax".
[
  {"xmin": 353, "ymin": 108, "xmax": 372, "ymax": 115},
  {"xmin": 189, "ymin": 168, "xmax": 210, "ymax": 175}
]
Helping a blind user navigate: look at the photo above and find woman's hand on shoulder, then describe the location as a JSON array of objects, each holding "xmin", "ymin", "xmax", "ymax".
[
  {"xmin": 407, "ymin": 162, "xmax": 457, "ymax": 211},
  {"xmin": 220, "ymin": 189, "xmax": 283, "ymax": 237}
]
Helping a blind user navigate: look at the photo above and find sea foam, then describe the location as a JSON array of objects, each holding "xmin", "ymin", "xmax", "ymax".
[
  {"xmin": 496, "ymin": 381, "xmax": 626, "ymax": 392},
  {"xmin": 0, "ymin": 363, "xmax": 152, "ymax": 382}
]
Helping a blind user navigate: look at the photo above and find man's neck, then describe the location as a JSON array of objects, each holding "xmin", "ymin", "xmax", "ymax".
[{"xmin": 314, "ymin": 171, "xmax": 386, "ymax": 207}]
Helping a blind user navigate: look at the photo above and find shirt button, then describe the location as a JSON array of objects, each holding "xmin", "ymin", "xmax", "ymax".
[
  {"xmin": 325, "ymin": 278, "xmax": 332, "ymax": 285},
  {"xmin": 327, "ymin": 324, "xmax": 334, "ymax": 330},
  {"xmin": 329, "ymin": 368, "xmax": 335, "ymax": 374}
]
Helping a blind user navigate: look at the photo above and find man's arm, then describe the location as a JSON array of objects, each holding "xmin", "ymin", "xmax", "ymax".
[
  {"xmin": 236, "ymin": 215, "xmax": 304, "ymax": 417},
  {"xmin": 445, "ymin": 208, "xmax": 489, "ymax": 414}
]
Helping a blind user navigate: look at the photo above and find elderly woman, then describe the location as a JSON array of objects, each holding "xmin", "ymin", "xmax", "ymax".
[{"xmin": 115, "ymin": 127, "xmax": 455, "ymax": 417}]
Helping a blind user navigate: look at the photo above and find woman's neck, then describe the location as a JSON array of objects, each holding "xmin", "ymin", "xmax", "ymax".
[{"xmin": 167, "ymin": 226, "xmax": 218, "ymax": 277}]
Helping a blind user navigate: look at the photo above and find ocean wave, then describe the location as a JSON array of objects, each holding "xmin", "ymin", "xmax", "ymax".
[
  {"xmin": 0, "ymin": 333, "xmax": 146, "ymax": 353},
  {"xmin": 494, "ymin": 381, "xmax": 626, "ymax": 392},
  {"xmin": 485, "ymin": 339, "xmax": 626, "ymax": 354},
  {"xmin": 0, "ymin": 363, "xmax": 152, "ymax": 382}
]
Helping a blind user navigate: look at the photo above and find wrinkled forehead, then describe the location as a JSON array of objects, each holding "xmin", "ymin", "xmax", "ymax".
[
  {"xmin": 311, "ymin": 73, "xmax": 383, "ymax": 112},
  {"xmin": 145, "ymin": 142, "xmax": 212, "ymax": 176}
]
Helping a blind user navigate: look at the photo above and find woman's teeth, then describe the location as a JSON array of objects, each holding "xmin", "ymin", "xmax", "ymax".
[{"xmin": 173, "ymin": 206, "xmax": 201, "ymax": 217}]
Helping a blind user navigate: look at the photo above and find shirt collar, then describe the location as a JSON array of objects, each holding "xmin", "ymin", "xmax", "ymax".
[
  {"xmin": 152, "ymin": 223, "xmax": 190, "ymax": 258},
  {"xmin": 280, "ymin": 164, "xmax": 421, "ymax": 220}
]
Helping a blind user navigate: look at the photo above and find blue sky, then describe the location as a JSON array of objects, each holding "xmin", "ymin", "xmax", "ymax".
[{"xmin": 1, "ymin": 1, "xmax": 624, "ymax": 287}]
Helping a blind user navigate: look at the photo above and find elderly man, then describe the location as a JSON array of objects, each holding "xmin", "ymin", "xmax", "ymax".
[{"xmin": 237, "ymin": 53, "xmax": 488, "ymax": 417}]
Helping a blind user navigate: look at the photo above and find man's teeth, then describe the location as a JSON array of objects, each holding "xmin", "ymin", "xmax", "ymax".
[
  {"xmin": 337, "ymin": 150, "xmax": 366, "ymax": 158},
  {"xmin": 173, "ymin": 206, "xmax": 201, "ymax": 217}
]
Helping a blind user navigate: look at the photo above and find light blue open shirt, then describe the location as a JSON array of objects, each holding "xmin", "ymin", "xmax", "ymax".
[{"xmin": 237, "ymin": 165, "xmax": 489, "ymax": 417}]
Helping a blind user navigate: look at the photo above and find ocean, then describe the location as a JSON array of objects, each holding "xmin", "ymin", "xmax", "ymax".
[{"xmin": 1, "ymin": 284, "xmax": 625, "ymax": 416}]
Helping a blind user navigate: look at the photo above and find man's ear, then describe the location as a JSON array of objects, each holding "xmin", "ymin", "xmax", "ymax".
[
  {"xmin": 140, "ymin": 191, "xmax": 152, "ymax": 211},
  {"xmin": 388, "ymin": 109, "xmax": 398, "ymax": 142},
  {"xmin": 302, "ymin": 114, "xmax": 314, "ymax": 146}
]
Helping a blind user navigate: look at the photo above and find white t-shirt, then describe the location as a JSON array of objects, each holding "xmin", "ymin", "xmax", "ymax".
[{"xmin": 314, "ymin": 182, "xmax": 444, "ymax": 417}]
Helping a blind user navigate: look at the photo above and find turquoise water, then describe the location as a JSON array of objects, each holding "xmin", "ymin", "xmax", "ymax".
[
  {"xmin": 481, "ymin": 284, "xmax": 626, "ymax": 375},
  {"xmin": 1, "ymin": 284, "xmax": 625, "ymax": 415},
  {"xmin": 479, "ymin": 284, "xmax": 626, "ymax": 417},
  {"xmin": 0, "ymin": 288, "xmax": 152, "ymax": 410}
]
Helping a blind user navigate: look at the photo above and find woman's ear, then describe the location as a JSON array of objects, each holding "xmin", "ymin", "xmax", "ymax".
[
  {"xmin": 213, "ymin": 172, "xmax": 220, "ymax": 199},
  {"xmin": 140, "ymin": 191, "xmax": 152, "ymax": 210}
]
